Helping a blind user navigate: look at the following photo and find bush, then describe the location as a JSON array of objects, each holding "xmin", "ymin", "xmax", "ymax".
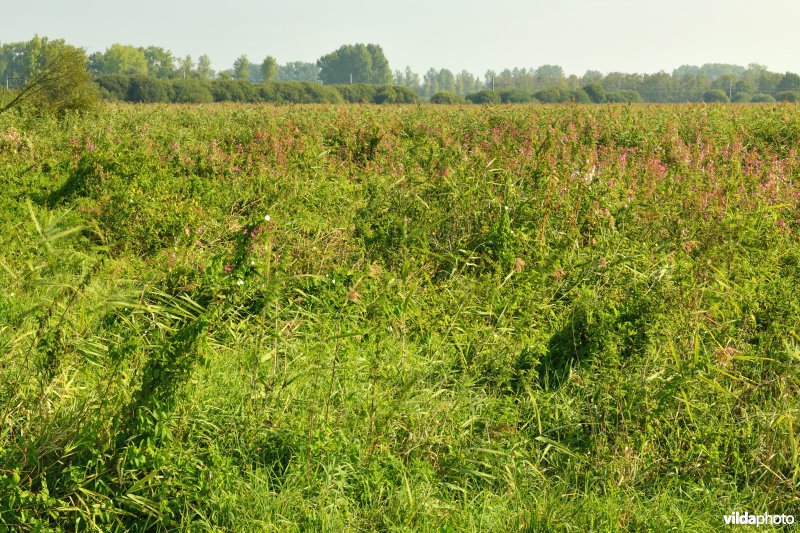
[
  {"xmin": 373, "ymin": 86, "xmax": 418, "ymax": 104},
  {"xmin": 169, "ymin": 79, "xmax": 213, "ymax": 103},
  {"xmin": 336, "ymin": 84, "xmax": 377, "ymax": 103},
  {"xmin": 96, "ymin": 74, "xmax": 133, "ymax": 101},
  {"xmin": 466, "ymin": 90, "xmax": 501, "ymax": 104},
  {"xmin": 430, "ymin": 91, "xmax": 464, "ymax": 104},
  {"xmin": 732, "ymin": 92, "xmax": 752, "ymax": 103},
  {"xmin": 582, "ymin": 83, "xmax": 606, "ymax": 103},
  {"xmin": 776, "ymin": 90, "xmax": 800, "ymax": 102},
  {"xmin": 702, "ymin": 89, "xmax": 730, "ymax": 103},
  {"xmin": 568, "ymin": 89, "xmax": 591, "ymax": 103},
  {"xmin": 534, "ymin": 88, "xmax": 564, "ymax": 103},
  {"xmin": 127, "ymin": 75, "xmax": 168, "ymax": 103},
  {"xmin": 498, "ymin": 89, "xmax": 532, "ymax": 103},
  {"xmin": 751, "ymin": 93, "xmax": 776, "ymax": 103}
]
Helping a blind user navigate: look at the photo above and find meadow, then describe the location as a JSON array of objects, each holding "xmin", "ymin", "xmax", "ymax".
[{"xmin": 1, "ymin": 103, "xmax": 799, "ymax": 531}]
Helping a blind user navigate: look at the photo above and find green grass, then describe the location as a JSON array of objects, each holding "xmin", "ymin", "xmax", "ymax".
[{"xmin": 1, "ymin": 103, "xmax": 799, "ymax": 531}]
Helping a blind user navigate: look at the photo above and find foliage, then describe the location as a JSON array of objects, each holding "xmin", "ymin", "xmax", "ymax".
[
  {"xmin": 1, "ymin": 104, "xmax": 800, "ymax": 530},
  {"xmin": 232, "ymin": 54, "xmax": 251, "ymax": 81},
  {"xmin": 703, "ymin": 89, "xmax": 731, "ymax": 103},
  {"xmin": 0, "ymin": 37, "xmax": 99, "ymax": 116},
  {"xmin": 582, "ymin": 83, "xmax": 606, "ymax": 103},
  {"xmin": 430, "ymin": 91, "xmax": 465, "ymax": 104},
  {"xmin": 776, "ymin": 90, "xmax": 800, "ymax": 103},
  {"xmin": 260, "ymin": 56, "xmax": 278, "ymax": 83},
  {"xmin": 317, "ymin": 43, "xmax": 392, "ymax": 85},
  {"xmin": 498, "ymin": 88, "xmax": 532, "ymax": 103},
  {"xmin": 466, "ymin": 90, "xmax": 501, "ymax": 104},
  {"xmin": 605, "ymin": 89, "xmax": 643, "ymax": 103},
  {"xmin": 751, "ymin": 93, "xmax": 776, "ymax": 102}
]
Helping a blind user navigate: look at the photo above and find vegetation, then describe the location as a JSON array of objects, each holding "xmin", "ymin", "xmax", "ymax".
[
  {"xmin": 1, "ymin": 103, "xmax": 799, "ymax": 530},
  {"xmin": 6, "ymin": 37, "xmax": 800, "ymax": 104},
  {"xmin": 317, "ymin": 44, "xmax": 392, "ymax": 85},
  {"xmin": 0, "ymin": 36, "xmax": 98, "ymax": 116}
]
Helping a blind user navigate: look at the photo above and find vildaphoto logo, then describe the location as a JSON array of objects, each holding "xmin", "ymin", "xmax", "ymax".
[{"xmin": 723, "ymin": 511, "xmax": 795, "ymax": 527}]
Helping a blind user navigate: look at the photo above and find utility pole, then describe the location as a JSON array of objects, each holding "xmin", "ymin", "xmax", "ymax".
[{"xmin": 350, "ymin": 72, "xmax": 353, "ymax": 85}]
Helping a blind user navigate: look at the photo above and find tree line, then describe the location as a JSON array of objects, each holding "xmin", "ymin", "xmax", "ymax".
[{"xmin": 2, "ymin": 36, "xmax": 800, "ymax": 106}]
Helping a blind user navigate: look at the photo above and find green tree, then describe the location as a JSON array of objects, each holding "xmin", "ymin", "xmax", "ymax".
[
  {"xmin": 278, "ymin": 61, "xmax": 319, "ymax": 82},
  {"xmin": 776, "ymin": 90, "xmax": 800, "ymax": 102},
  {"xmin": 233, "ymin": 55, "xmax": 251, "ymax": 81},
  {"xmin": 260, "ymin": 56, "xmax": 278, "ymax": 83},
  {"xmin": 90, "ymin": 44, "xmax": 148, "ymax": 76},
  {"xmin": 196, "ymin": 54, "xmax": 214, "ymax": 80},
  {"xmin": 777, "ymin": 72, "xmax": 800, "ymax": 92},
  {"xmin": 0, "ymin": 38, "xmax": 98, "ymax": 115},
  {"xmin": 582, "ymin": 83, "xmax": 606, "ymax": 103},
  {"xmin": 143, "ymin": 46, "xmax": 175, "ymax": 78},
  {"xmin": 430, "ymin": 91, "xmax": 464, "ymax": 104},
  {"xmin": 702, "ymin": 89, "xmax": 730, "ymax": 103},
  {"xmin": 317, "ymin": 43, "xmax": 391, "ymax": 85},
  {"xmin": 466, "ymin": 90, "xmax": 500, "ymax": 104},
  {"xmin": 178, "ymin": 55, "xmax": 193, "ymax": 78}
]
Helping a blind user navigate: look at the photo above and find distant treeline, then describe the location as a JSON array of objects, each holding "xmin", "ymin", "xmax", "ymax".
[
  {"xmin": 96, "ymin": 75, "xmax": 419, "ymax": 104},
  {"xmin": 3, "ymin": 37, "xmax": 800, "ymax": 105}
]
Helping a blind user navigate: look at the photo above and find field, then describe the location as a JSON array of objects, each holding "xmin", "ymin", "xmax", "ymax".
[{"xmin": 1, "ymin": 103, "xmax": 799, "ymax": 531}]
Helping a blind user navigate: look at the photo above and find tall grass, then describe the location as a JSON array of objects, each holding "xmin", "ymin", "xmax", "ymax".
[{"xmin": 1, "ymin": 103, "xmax": 798, "ymax": 530}]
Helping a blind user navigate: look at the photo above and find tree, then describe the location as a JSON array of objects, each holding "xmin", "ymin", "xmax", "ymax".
[
  {"xmin": 605, "ymin": 90, "xmax": 642, "ymax": 103},
  {"xmin": 702, "ymin": 89, "xmax": 730, "ymax": 103},
  {"xmin": 278, "ymin": 61, "xmax": 319, "ymax": 82},
  {"xmin": 498, "ymin": 88, "xmax": 531, "ymax": 103},
  {"xmin": 365, "ymin": 44, "xmax": 392, "ymax": 84},
  {"xmin": 534, "ymin": 65, "xmax": 565, "ymax": 87},
  {"xmin": 260, "ymin": 56, "xmax": 278, "ymax": 83},
  {"xmin": 90, "ymin": 44, "xmax": 148, "ymax": 76},
  {"xmin": 751, "ymin": 93, "xmax": 776, "ymax": 103},
  {"xmin": 430, "ymin": 91, "xmax": 464, "ymax": 104},
  {"xmin": 142, "ymin": 46, "xmax": 175, "ymax": 78},
  {"xmin": 582, "ymin": 83, "xmax": 606, "ymax": 103},
  {"xmin": 317, "ymin": 43, "xmax": 391, "ymax": 85},
  {"xmin": 178, "ymin": 55, "xmax": 193, "ymax": 78},
  {"xmin": 196, "ymin": 54, "xmax": 214, "ymax": 80},
  {"xmin": 233, "ymin": 55, "xmax": 250, "ymax": 81},
  {"xmin": 776, "ymin": 90, "xmax": 800, "ymax": 102},
  {"xmin": 0, "ymin": 38, "xmax": 98, "ymax": 116},
  {"xmin": 777, "ymin": 72, "xmax": 800, "ymax": 92},
  {"xmin": 127, "ymin": 75, "xmax": 167, "ymax": 102},
  {"xmin": 466, "ymin": 90, "xmax": 500, "ymax": 104},
  {"xmin": 437, "ymin": 69, "xmax": 456, "ymax": 93}
]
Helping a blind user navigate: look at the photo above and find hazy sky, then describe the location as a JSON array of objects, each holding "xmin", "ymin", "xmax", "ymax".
[{"xmin": 4, "ymin": 0, "xmax": 800, "ymax": 76}]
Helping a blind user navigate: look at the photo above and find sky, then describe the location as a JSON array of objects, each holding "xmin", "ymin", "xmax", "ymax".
[{"xmin": 4, "ymin": 0, "xmax": 800, "ymax": 76}]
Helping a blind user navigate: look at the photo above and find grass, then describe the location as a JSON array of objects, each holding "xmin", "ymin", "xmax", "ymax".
[{"xmin": 0, "ymin": 102, "xmax": 799, "ymax": 531}]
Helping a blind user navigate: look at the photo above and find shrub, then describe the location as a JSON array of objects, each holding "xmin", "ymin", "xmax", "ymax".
[
  {"xmin": 751, "ymin": 93, "xmax": 776, "ymax": 103},
  {"xmin": 534, "ymin": 88, "xmax": 564, "ymax": 103},
  {"xmin": 702, "ymin": 89, "xmax": 730, "ymax": 103},
  {"xmin": 776, "ymin": 90, "xmax": 800, "ymax": 102},
  {"xmin": 569, "ymin": 89, "xmax": 591, "ymax": 103},
  {"xmin": 582, "ymin": 83, "xmax": 606, "ymax": 103},
  {"xmin": 466, "ymin": 90, "xmax": 501, "ymax": 104},
  {"xmin": 169, "ymin": 78, "xmax": 213, "ymax": 103},
  {"xmin": 498, "ymin": 88, "xmax": 532, "ymax": 103},
  {"xmin": 127, "ymin": 75, "xmax": 168, "ymax": 103},
  {"xmin": 430, "ymin": 91, "xmax": 464, "ymax": 104}
]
